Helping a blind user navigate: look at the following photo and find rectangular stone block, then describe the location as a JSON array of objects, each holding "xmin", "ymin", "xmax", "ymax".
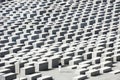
[
  {"xmin": 63, "ymin": 52, "xmax": 74, "ymax": 57},
  {"xmin": 20, "ymin": 66, "xmax": 35, "ymax": 77},
  {"xmin": 0, "ymin": 68, "xmax": 11, "ymax": 73},
  {"xmin": 83, "ymin": 52, "xmax": 92, "ymax": 60},
  {"xmin": 48, "ymin": 56, "xmax": 60, "ymax": 69},
  {"xmin": 27, "ymin": 73, "xmax": 41, "ymax": 80},
  {"xmin": 100, "ymin": 61, "xmax": 112, "ymax": 67},
  {"xmin": 24, "ymin": 62, "xmax": 36, "ymax": 67},
  {"xmin": 1, "ymin": 73, "xmax": 16, "ymax": 80},
  {"xmin": 88, "ymin": 64, "xmax": 101, "ymax": 70},
  {"xmin": 92, "ymin": 57, "xmax": 100, "ymax": 64},
  {"xmin": 61, "ymin": 56, "xmax": 72, "ymax": 65},
  {"xmin": 99, "ymin": 67, "xmax": 112, "ymax": 74},
  {"xmin": 4, "ymin": 64, "xmax": 15, "ymax": 72},
  {"xmin": 77, "ymin": 64, "xmax": 90, "ymax": 69},
  {"xmin": 69, "ymin": 58, "xmax": 83, "ymax": 66},
  {"xmin": 113, "ymin": 54, "xmax": 120, "ymax": 62},
  {"xmin": 0, "ymin": 61, "xmax": 5, "ymax": 67},
  {"xmin": 86, "ymin": 69, "xmax": 100, "ymax": 77},
  {"xmin": 35, "ymin": 61, "xmax": 48, "ymax": 72},
  {"xmin": 75, "ymin": 68, "xmax": 88, "ymax": 75},
  {"xmin": 79, "ymin": 60, "xmax": 92, "ymax": 65}
]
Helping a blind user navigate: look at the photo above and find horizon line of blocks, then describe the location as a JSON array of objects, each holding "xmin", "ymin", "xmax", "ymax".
[{"xmin": 0, "ymin": 0, "xmax": 120, "ymax": 80}]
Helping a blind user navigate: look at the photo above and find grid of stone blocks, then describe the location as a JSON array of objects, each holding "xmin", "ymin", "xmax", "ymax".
[{"xmin": 0, "ymin": 0, "xmax": 120, "ymax": 80}]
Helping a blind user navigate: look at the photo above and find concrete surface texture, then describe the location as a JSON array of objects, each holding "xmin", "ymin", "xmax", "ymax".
[{"xmin": 0, "ymin": 0, "xmax": 120, "ymax": 80}]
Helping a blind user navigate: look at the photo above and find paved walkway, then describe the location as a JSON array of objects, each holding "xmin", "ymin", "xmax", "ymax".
[{"xmin": 41, "ymin": 67, "xmax": 75, "ymax": 80}]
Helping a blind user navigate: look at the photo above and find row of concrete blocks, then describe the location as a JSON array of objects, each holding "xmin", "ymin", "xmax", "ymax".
[
  {"xmin": 0, "ymin": 72, "xmax": 53, "ymax": 80},
  {"xmin": 0, "ymin": 2, "xmax": 119, "ymax": 16},
  {"xmin": 1, "ymin": 28, "xmax": 119, "ymax": 43},
  {"xmin": 0, "ymin": 56, "xmax": 60, "ymax": 79},
  {"xmin": 0, "ymin": 40, "xmax": 119, "ymax": 58},
  {"xmin": 1, "ymin": 10, "xmax": 119, "ymax": 28},
  {"xmin": 2, "ymin": 7, "xmax": 119, "ymax": 21},
  {"xmin": 73, "ymin": 66, "xmax": 116, "ymax": 80},
  {"xmin": 0, "ymin": 26, "xmax": 119, "ymax": 43},
  {"xmin": 0, "ymin": 1, "xmax": 119, "ymax": 25},
  {"xmin": 0, "ymin": 2, "xmax": 75, "ymax": 18},
  {"xmin": 1, "ymin": 22, "xmax": 119, "ymax": 36},
  {"xmin": 0, "ymin": 37, "xmax": 119, "ymax": 57},
  {"xmin": 1, "ymin": 44, "xmax": 119, "ymax": 61},
  {"xmin": 0, "ymin": 56, "xmax": 118, "ymax": 80},
  {"xmin": 2, "ymin": 23, "xmax": 119, "ymax": 36},
  {"xmin": 0, "ymin": 55, "xmax": 60, "ymax": 71},
  {"xmin": 1, "ymin": 26, "xmax": 119, "ymax": 42},
  {"xmin": 1, "ymin": 7, "xmax": 118, "ymax": 22},
  {"xmin": 0, "ymin": 19, "xmax": 119, "ymax": 34},
  {"xmin": 1, "ymin": 18, "xmax": 118, "ymax": 34},
  {"xmin": 0, "ymin": 36, "xmax": 117, "ymax": 51},
  {"xmin": 0, "ymin": 31, "xmax": 119, "ymax": 46},
  {"xmin": 0, "ymin": 53, "xmax": 120, "ymax": 74},
  {"xmin": 0, "ymin": 2, "xmax": 117, "ymax": 13},
  {"xmin": 0, "ymin": 42, "xmax": 115, "ymax": 57},
  {"xmin": 0, "ymin": 31, "xmax": 118, "ymax": 44},
  {"xmin": 1, "ymin": 14, "xmax": 119, "ymax": 29}
]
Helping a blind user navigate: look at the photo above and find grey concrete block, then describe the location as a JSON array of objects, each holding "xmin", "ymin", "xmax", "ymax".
[
  {"xmin": 20, "ymin": 66, "xmax": 35, "ymax": 77},
  {"xmin": 27, "ymin": 73, "xmax": 41, "ymax": 80},
  {"xmin": 48, "ymin": 56, "xmax": 60, "ymax": 69},
  {"xmin": 35, "ymin": 61, "xmax": 48, "ymax": 72},
  {"xmin": 61, "ymin": 56, "xmax": 72, "ymax": 65},
  {"xmin": 0, "ymin": 73, "xmax": 16, "ymax": 80},
  {"xmin": 75, "ymin": 68, "xmax": 89, "ymax": 75},
  {"xmin": 86, "ymin": 69, "xmax": 100, "ymax": 77},
  {"xmin": 99, "ymin": 67, "xmax": 112, "ymax": 74},
  {"xmin": 69, "ymin": 59, "xmax": 82, "ymax": 65}
]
